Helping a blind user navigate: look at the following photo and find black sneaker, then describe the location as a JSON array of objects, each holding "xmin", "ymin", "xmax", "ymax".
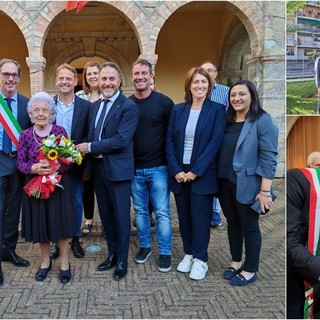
[
  {"xmin": 135, "ymin": 247, "xmax": 152, "ymax": 264},
  {"xmin": 158, "ymin": 254, "xmax": 171, "ymax": 272},
  {"xmin": 211, "ymin": 221, "xmax": 222, "ymax": 228}
]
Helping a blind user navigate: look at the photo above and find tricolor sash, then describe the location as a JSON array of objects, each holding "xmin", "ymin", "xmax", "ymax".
[
  {"xmin": 300, "ymin": 168, "xmax": 320, "ymax": 319},
  {"xmin": 0, "ymin": 95, "xmax": 22, "ymax": 148}
]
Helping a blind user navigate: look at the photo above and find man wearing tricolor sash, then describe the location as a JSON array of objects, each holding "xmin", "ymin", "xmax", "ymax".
[
  {"xmin": 0, "ymin": 59, "xmax": 31, "ymax": 285},
  {"xmin": 287, "ymin": 166, "xmax": 320, "ymax": 319}
]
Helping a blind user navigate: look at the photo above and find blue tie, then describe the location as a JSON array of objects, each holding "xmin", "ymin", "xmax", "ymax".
[
  {"xmin": 94, "ymin": 100, "xmax": 109, "ymax": 141},
  {"xmin": 2, "ymin": 98, "xmax": 13, "ymax": 154}
]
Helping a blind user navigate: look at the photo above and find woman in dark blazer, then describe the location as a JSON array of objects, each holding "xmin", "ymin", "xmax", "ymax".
[
  {"xmin": 166, "ymin": 67, "xmax": 226, "ymax": 281},
  {"xmin": 218, "ymin": 80, "xmax": 278, "ymax": 286}
]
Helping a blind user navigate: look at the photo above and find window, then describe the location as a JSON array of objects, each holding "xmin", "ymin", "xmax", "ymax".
[{"xmin": 287, "ymin": 49, "xmax": 295, "ymax": 56}]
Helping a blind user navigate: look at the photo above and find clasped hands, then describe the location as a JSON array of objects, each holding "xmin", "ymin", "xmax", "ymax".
[
  {"xmin": 32, "ymin": 159, "xmax": 59, "ymax": 176},
  {"xmin": 175, "ymin": 171, "xmax": 197, "ymax": 183}
]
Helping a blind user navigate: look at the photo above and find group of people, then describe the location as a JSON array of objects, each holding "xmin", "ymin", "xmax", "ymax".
[{"xmin": 0, "ymin": 57, "xmax": 278, "ymax": 287}]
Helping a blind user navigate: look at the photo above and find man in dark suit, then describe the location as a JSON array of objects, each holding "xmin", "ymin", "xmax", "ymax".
[
  {"xmin": 287, "ymin": 167, "xmax": 320, "ymax": 319},
  {"xmin": 0, "ymin": 59, "xmax": 31, "ymax": 285},
  {"xmin": 50, "ymin": 63, "xmax": 91, "ymax": 260},
  {"xmin": 77, "ymin": 61, "xmax": 139, "ymax": 281}
]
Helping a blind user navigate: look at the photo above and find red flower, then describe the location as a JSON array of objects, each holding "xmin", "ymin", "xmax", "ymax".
[{"xmin": 37, "ymin": 149, "xmax": 45, "ymax": 161}]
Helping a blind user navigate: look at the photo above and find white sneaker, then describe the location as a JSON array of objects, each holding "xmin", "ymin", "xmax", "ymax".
[
  {"xmin": 189, "ymin": 258, "xmax": 208, "ymax": 280},
  {"xmin": 177, "ymin": 254, "xmax": 193, "ymax": 273}
]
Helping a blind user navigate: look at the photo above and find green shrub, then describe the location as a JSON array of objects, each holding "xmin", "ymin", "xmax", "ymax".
[{"xmin": 287, "ymin": 80, "xmax": 318, "ymax": 114}]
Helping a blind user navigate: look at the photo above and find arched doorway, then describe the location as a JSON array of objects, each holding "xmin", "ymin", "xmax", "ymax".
[
  {"xmin": 155, "ymin": 1, "xmax": 251, "ymax": 103},
  {"xmin": 43, "ymin": 1, "xmax": 140, "ymax": 96},
  {"xmin": 0, "ymin": 11, "xmax": 30, "ymax": 96}
]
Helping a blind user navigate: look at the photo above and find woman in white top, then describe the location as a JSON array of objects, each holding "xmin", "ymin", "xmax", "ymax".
[
  {"xmin": 76, "ymin": 61, "xmax": 102, "ymax": 235},
  {"xmin": 76, "ymin": 61, "xmax": 102, "ymax": 102}
]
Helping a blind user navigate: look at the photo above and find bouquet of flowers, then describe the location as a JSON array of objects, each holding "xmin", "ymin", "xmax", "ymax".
[{"xmin": 23, "ymin": 134, "xmax": 83, "ymax": 199}]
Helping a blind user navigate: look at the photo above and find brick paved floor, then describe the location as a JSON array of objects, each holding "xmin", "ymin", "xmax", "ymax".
[{"xmin": 0, "ymin": 178, "xmax": 285, "ymax": 319}]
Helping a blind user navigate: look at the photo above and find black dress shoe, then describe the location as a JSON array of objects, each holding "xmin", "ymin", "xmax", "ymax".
[
  {"xmin": 49, "ymin": 243, "xmax": 60, "ymax": 260},
  {"xmin": 97, "ymin": 254, "xmax": 117, "ymax": 271},
  {"xmin": 3, "ymin": 251, "xmax": 30, "ymax": 267},
  {"xmin": 60, "ymin": 264, "xmax": 71, "ymax": 284},
  {"xmin": 71, "ymin": 241, "xmax": 85, "ymax": 258},
  {"xmin": 35, "ymin": 261, "xmax": 52, "ymax": 282},
  {"xmin": 113, "ymin": 262, "xmax": 127, "ymax": 281}
]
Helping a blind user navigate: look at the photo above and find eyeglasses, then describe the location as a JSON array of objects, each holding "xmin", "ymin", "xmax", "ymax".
[
  {"xmin": 1, "ymin": 72, "xmax": 20, "ymax": 80},
  {"xmin": 206, "ymin": 69, "xmax": 217, "ymax": 73}
]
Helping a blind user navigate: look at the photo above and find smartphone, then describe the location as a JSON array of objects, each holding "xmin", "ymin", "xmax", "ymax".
[{"xmin": 250, "ymin": 193, "xmax": 277, "ymax": 215}]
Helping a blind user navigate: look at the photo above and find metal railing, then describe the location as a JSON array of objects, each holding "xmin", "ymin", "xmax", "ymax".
[{"xmin": 287, "ymin": 59, "xmax": 315, "ymax": 78}]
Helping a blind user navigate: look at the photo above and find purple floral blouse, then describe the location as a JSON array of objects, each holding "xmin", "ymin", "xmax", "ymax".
[{"xmin": 17, "ymin": 124, "xmax": 70, "ymax": 175}]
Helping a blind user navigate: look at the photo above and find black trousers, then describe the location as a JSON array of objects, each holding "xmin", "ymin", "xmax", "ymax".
[
  {"xmin": 83, "ymin": 177, "xmax": 95, "ymax": 220},
  {"xmin": 93, "ymin": 160, "xmax": 131, "ymax": 263},
  {"xmin": 0, "ymin": 156, "xmax": 24, "ymax": 259},
  {"xmin": 218, "ymin": 178, "xmax": 261, "ymax": 272},
  {"xmin": 173, "ymin": 164, "xmax": 212, "ymax": 262}
]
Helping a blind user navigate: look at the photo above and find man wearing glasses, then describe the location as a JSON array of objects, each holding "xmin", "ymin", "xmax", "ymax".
[{"xmin": 0, "ymin": 59, "xmax": 31, "ymax": 285}]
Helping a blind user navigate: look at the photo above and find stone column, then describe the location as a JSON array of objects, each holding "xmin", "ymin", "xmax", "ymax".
[
  {"xmin": 25, "ymin": 56, "xmax": 46, "ymax": 95},
  {"xmin": 245, "ymin": 51, "xmax": 285, "ymax": 178},
  {"xmin": 138, "ymin": 53, "xmax": 158, "ymax": 74}
]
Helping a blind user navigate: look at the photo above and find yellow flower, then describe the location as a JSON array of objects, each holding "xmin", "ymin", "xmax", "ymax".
[
  {"xmin": 63, "ymin": 137, "xmax": 70, "ymax": 144},
  {"xmin": 47, "ymin": 149, "xmax": 58, "ymax": 160},
  {"xmin": 76, "ymin": 154, "xmax": 82, "ymax": 165}
]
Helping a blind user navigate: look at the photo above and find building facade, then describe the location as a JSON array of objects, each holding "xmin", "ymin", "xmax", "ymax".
[
  {"xmin": 287, "ymin": 0, "xmax": 320, "ymax": 78},
  {"xmin": 0, "ymin": 0, "xmax": 285, "ymax": 176}
]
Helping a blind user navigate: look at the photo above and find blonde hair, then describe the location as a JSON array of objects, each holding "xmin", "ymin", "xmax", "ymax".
[{"xmin": 56, "ymin": 63, "xmax": 77, "ymax": 78}]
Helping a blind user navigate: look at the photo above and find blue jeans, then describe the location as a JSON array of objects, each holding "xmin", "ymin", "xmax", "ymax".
[
  {"xmin": 131, "ymin": 165, "xmax": 172, "ymax": 255},
  {"xmin": 212, "ymin": 197, "xmax": 222, "ymax": 225}
]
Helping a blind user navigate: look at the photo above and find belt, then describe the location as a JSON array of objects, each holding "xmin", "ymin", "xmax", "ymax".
[{"xmin": 0, "ymin": 150, "xmax": 17, "ymax": 158}]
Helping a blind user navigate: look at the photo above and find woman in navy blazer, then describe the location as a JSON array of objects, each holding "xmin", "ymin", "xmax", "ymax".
[
  {"xmin": 166, "ymin": 67, "xmax": 226, "ymax": 280},
  {"xmin": 218, "ymin": 80, "xmax": 278, "ymax": 286}
]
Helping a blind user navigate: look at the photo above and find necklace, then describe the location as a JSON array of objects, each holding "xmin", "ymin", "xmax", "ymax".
[{"xmin": 33, "ymin": 125, "xmax": 52, "ymax": 145}]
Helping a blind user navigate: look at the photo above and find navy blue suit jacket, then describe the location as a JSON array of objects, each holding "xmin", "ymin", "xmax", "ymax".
[
  {"xmin": 88, "ymin": 92, "xmax": 139, "ymax": 181},
  {"xmin": 54, "ymin": 95, "xmax": 91, "ymax": 176},
  {"xmin": 54, "ymin": 95, "xmax": 91, "ymax": 144},
  {"xmin": 166, "ymin": 100, "xmax": 226, "ymax": 195},
  {"xmin": 1, "ymin": 93, "xmax": 31, "ymax": 176}
]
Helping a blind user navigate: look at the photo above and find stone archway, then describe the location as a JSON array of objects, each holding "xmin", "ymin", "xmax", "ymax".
[
  {"xmin": 45, "ymin": 42, "xmax": 132, "ymax": 93},
  {"xmin": 22, "ymin": 1, "xmax": 146, "ymax": 95},
  {"xmin": 220, "ymin": 17, "xmax": 250, "ymax": 85}
]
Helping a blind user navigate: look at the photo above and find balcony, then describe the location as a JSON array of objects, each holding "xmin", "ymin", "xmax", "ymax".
[
  {"xmin": 306, "ymin": 1, "xmax": 320, "ymax": 8},
  {"xmin": 297, "ymin": 38, "xmax": 320, "ymax": 47},
  {"xmin": 287, "ymin": 39, "xmax": 296, "ymax": 46},
  {"xmin": 298, "ymin": 16, "xmax": 320, "ymax": 25}
]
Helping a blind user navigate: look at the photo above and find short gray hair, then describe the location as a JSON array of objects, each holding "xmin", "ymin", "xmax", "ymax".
[
  {"xmin": 307, "ymin": 151, "xmax": 320, "ymax": 168},
  {"xmin": 27, "ymin": 92, "xmax": 57, "ymax": 124}
]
